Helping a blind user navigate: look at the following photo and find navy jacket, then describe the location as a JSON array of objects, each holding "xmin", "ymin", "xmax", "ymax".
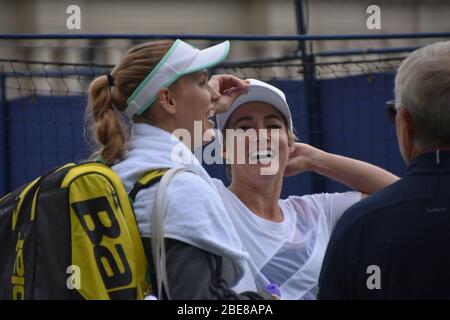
[{"xmin": 318, "ymin": 150, "xmax": 450, "ymax": 299}]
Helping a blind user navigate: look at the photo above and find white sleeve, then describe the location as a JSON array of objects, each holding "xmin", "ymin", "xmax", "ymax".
[{"xmin": 312, "ymin": 191, "xmax": 362, "ymax": 232}]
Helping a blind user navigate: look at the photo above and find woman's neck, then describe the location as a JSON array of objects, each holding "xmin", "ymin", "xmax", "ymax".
[{"xmin": 229, "ymin": 175, "xmax": 284, "ymax": 222}]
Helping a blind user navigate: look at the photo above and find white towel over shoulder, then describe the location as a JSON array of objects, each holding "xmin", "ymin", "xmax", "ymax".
[{"xmin": 112, "ymin": 123, "xmax": 256, "ymax": 291}]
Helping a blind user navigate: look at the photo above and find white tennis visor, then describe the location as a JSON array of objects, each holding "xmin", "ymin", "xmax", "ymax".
[{"xmin": 124, "ymin": 39, "xmax": 230, "ymax": 118}]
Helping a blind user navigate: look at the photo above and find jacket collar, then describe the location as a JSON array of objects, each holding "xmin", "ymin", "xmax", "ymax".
[{"xmin": 407, "ymin": 150, "xmax": 450, "ymax": 175}]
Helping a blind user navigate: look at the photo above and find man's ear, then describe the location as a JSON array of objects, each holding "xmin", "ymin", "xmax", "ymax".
[
  {"xmin": 396, "ymin": 107, "xmax": 415, "ymax": 162},
  {"xmin": 157, "ymin": 88, "xmax": 177, "ymax": 115},
  {"xmin": 402, "ymin": 108, "xmax": 415, "ymax": 143}
]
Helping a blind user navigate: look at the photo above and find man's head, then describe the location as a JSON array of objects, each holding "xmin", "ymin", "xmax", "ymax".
[{"xmin": 394, "ymin": 41, "xmax": 450, "ymax": 164}]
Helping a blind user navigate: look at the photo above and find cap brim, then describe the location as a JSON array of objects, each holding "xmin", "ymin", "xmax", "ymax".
[
  {"xmin": 182, "ymin": 41, "xmax": 230, "ymax": 75},
  {"xmin": 216, "ymin": 81, "xmax": 293, "ymax": 131}
]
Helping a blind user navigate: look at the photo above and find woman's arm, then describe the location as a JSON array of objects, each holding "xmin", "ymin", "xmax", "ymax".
[
  {"xmin": 284, "ymin": 143, "xmax": 399, "ymax": 195},
  {"xmin": 152, "ymin": 238, "xmax": 271, "ymax": 300}
]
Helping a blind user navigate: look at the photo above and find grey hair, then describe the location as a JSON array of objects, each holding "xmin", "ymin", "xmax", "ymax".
[{"xmin": 395, "ymin": 41, "xmax": 450, "ymax": 149}]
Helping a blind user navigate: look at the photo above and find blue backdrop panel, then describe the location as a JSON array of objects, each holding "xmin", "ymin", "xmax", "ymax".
[
  {"xmin": 318, "ymin": 72, "xmax": 406, "ymax": 192},
  {"xmin": 4, "ymin": 74, "xmax": 405, "ymax": 197},
  {"xmin": 8, "ymin": 95, "xmax": 89, "ymax": 190}
]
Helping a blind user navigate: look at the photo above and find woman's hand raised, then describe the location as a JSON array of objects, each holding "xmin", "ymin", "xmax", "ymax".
[
  {"xmin": 284, "ymin": 143, "xmax": 324, "ymax": 177},
  {"xmin": 208, "ymin": 75, "xmax": 249, "ymax": 115}
]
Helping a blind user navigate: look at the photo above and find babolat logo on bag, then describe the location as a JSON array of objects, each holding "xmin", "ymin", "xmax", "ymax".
[
  {"xmin": 70, "ymin": 196, "xmax": 133, "ymax": 294},
  {"xmin": 0, "ymin": 162, "xmax": 150, "ymax": 300},
  {"xmin": 11, "ymin": 233, "xmax": 25, "ymax": 300}
]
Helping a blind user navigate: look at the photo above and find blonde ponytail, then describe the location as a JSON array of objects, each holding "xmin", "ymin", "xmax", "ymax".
[
  {"xmin": 87, "ymin": 75, "xmax": 126, "ymax": 166},
  {"xmin": 85, "ymin": 40, "xmax": 173, "ymax": 165}
]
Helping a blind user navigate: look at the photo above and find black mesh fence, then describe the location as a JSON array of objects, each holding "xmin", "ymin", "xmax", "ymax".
[{"xmin": 0, "ymin": 42, "xmax": 408, "ymax": 197}]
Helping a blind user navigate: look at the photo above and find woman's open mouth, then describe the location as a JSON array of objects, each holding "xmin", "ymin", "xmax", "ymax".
[{"xmin": 249, "ymin": 149, "xmax": 274, "ymax": 162}]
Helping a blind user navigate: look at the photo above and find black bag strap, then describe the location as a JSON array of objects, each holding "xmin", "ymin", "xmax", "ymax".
[
  {"xmin": 12, "ymin": 163, "xmax": 76, "ymax": 230},
  {"xmin": 128, "ymin": 169, "xmax": 169, "ymax": 201}
]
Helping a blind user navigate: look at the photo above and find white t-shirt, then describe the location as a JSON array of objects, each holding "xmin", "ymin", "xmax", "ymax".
[{"xmin": 213, "ymin": 178, "xmax": 361, "ymax": 300}]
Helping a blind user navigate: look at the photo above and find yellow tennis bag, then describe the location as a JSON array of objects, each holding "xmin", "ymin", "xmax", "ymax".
[{"xmin": 0, "ymin": 162, "xmax": 165, "ymax": 300}]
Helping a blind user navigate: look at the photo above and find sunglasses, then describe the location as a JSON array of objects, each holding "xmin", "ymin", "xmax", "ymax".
[{"xmin": 386, "ymin": 100, "xmax": 397, "ymax": 123}]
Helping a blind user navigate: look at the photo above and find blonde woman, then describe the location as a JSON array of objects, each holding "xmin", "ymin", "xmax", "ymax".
[
  {"xmin": 85, "ymin": 40, "xmax": 271, "ymax": 299},
  {"xmin": 214, "ymin": 79, "xmax": 399, "ymax": 299}
]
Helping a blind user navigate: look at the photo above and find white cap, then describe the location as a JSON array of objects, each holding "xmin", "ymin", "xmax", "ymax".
[
  {"xmin": 124, "ymin": 39, "xmax": 230, "ymax": 118},
  {"xmin": 215, "ymin": 79, "xmax": 293, "ymax": 131}
]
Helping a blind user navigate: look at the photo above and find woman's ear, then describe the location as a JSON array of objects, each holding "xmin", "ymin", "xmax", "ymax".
[
  {"xmin": 289, "ymin": 143, "xmax": 295, "ymax": 155},
  {"xmin": 157, "ymin": 88, "xmax": 177, "ymax": 115},
  {"xmin": 288, "ymin": 134, "xmax": 296, "ymax": 154}
]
